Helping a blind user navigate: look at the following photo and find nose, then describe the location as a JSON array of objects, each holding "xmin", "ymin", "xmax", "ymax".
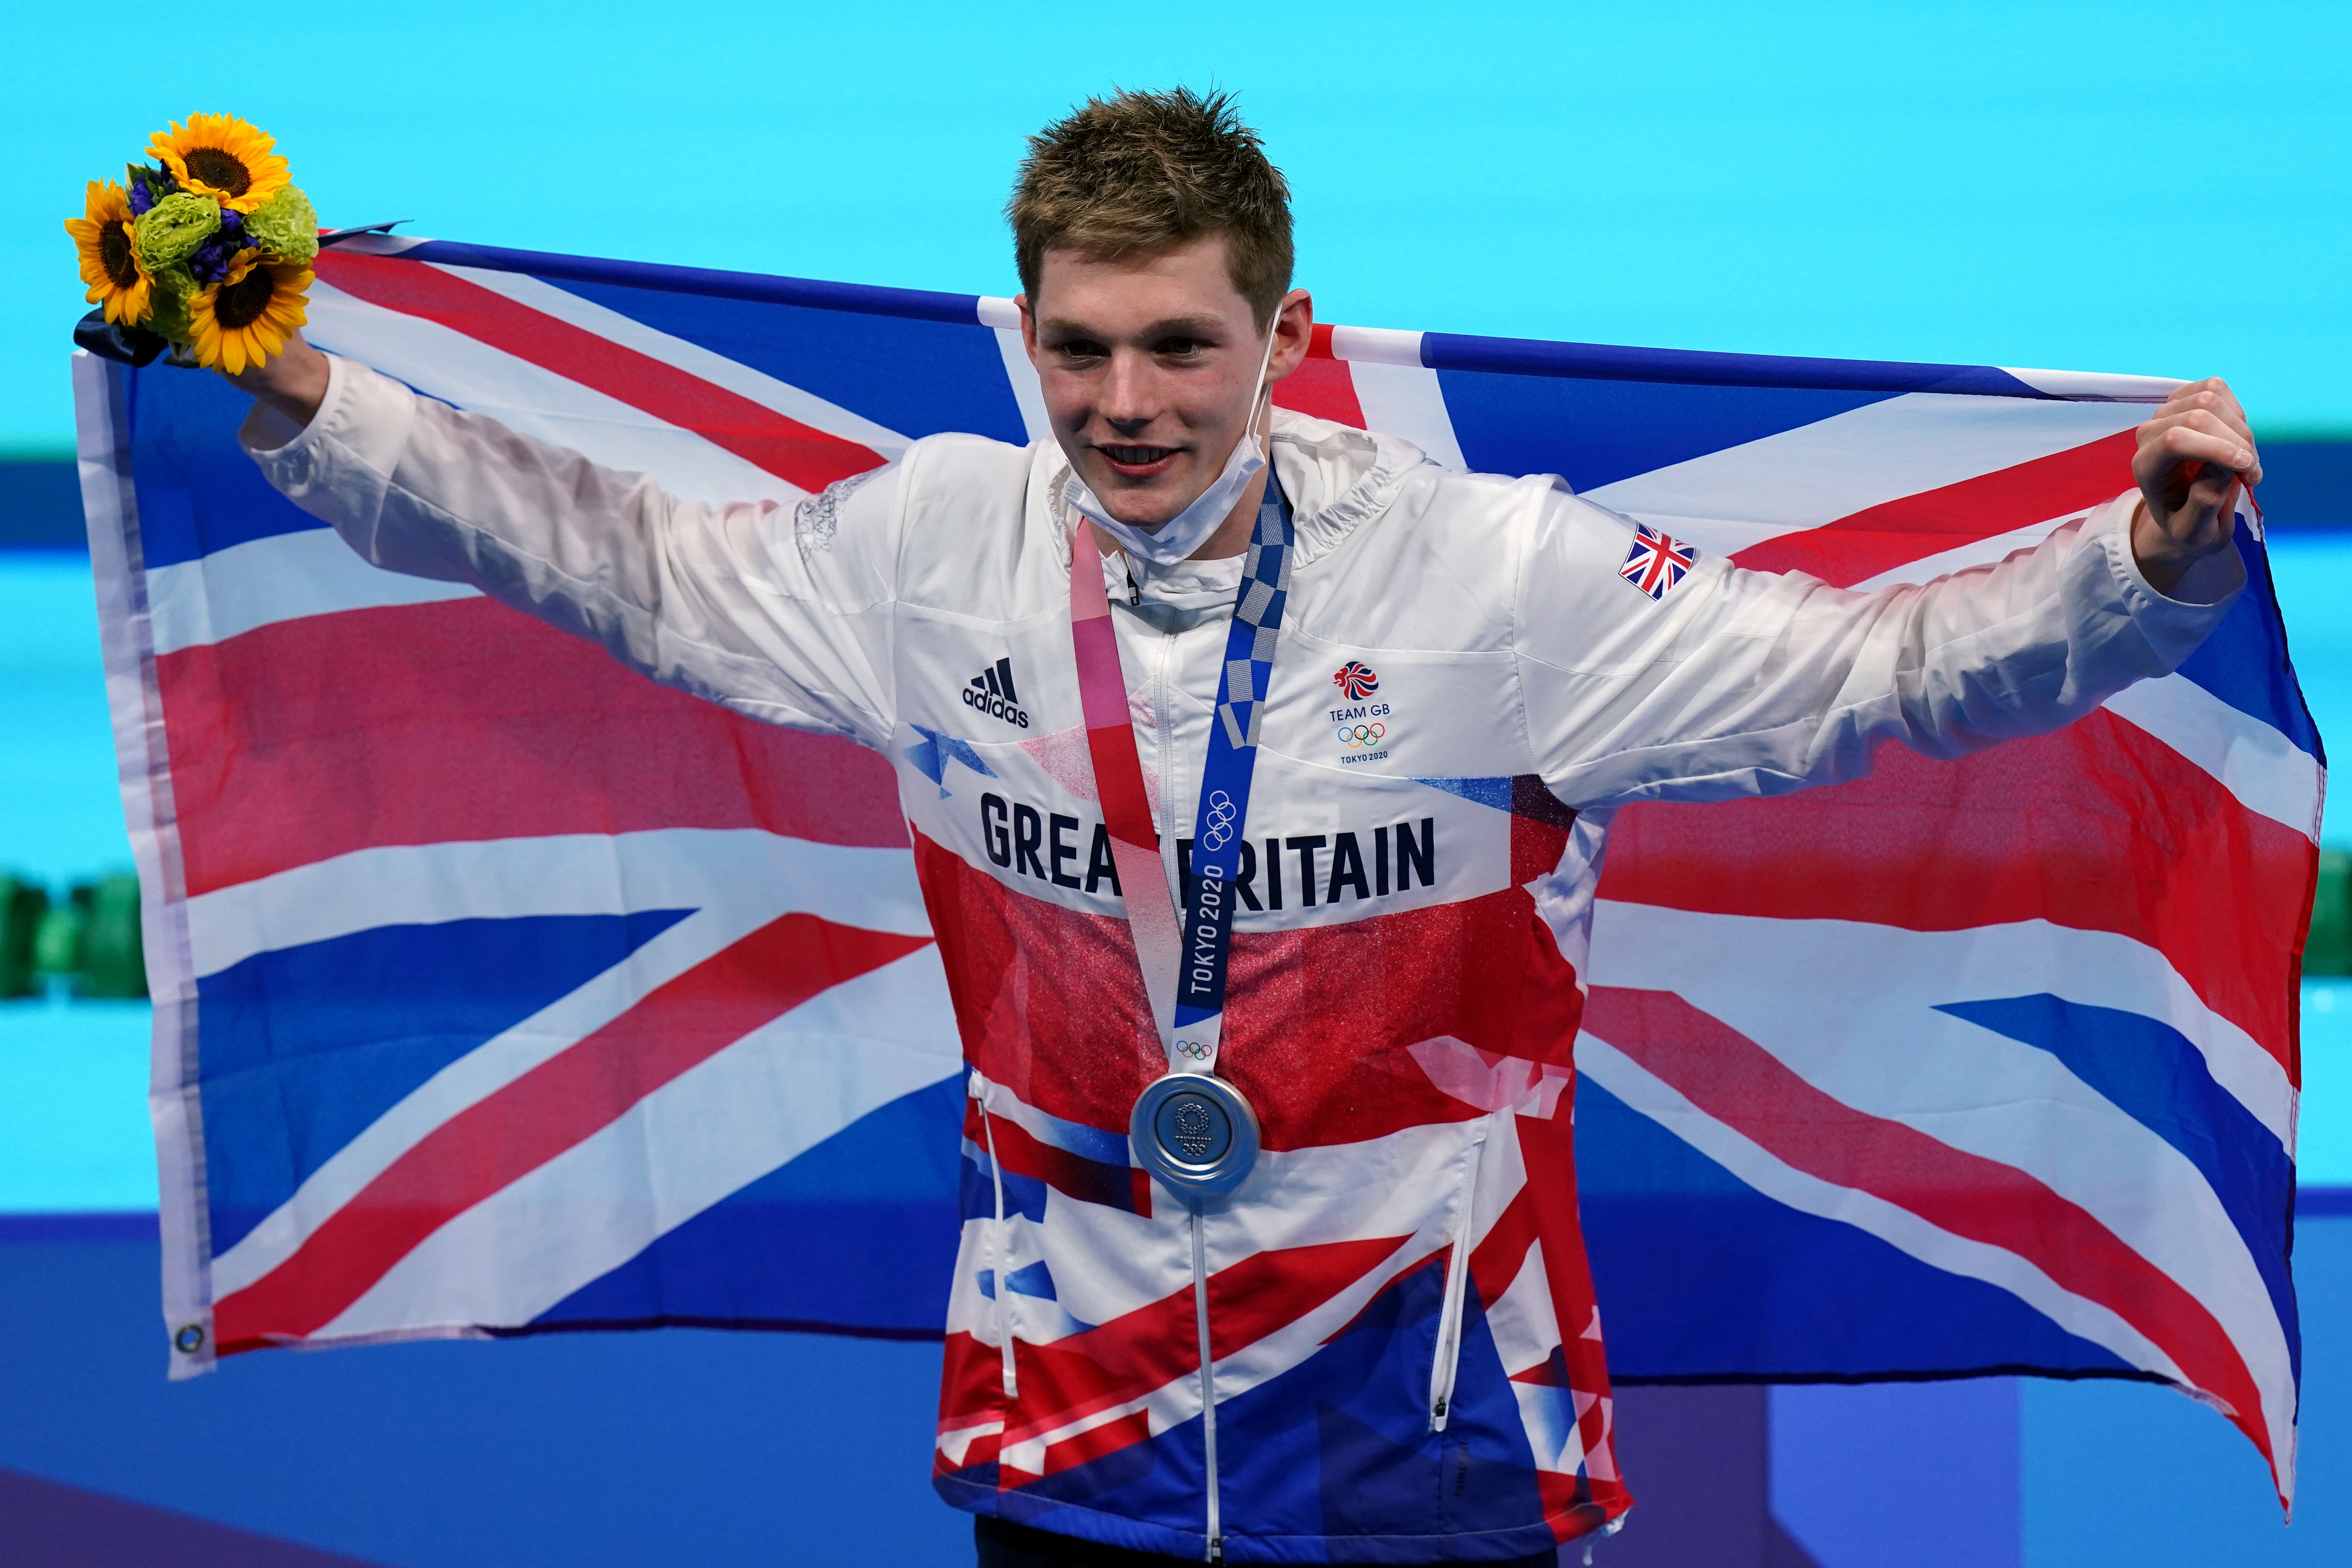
[{"xmin": 1098, "ymin": 348, "xmax": 1158, "ymax": 432}]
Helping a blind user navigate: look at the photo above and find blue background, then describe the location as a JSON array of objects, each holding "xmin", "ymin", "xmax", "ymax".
[{"xmin": 6, "ymin": 0, "xmax": 2350, "ymax": 458}]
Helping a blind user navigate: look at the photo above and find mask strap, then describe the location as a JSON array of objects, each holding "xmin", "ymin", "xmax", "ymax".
[{"xmin": 1246, "ymin": 309, "xmax": 1281, "ymax": 459}]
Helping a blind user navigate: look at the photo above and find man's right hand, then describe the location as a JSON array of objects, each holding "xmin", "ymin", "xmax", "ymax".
[{"xmin": 222, "ymin": 328, "xmax": 332, "ymax": 431}]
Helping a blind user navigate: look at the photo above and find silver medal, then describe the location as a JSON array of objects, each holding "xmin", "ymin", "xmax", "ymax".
[{"xmin": 1130, "ymin": 1071, "xmax": 1261, "ymax": 1199}]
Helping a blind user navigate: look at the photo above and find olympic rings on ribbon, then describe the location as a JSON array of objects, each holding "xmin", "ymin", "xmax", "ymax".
[
  {"xmin": 1201, "ymin": 790, "xmax": 1240, "ymax": 849},
  {"xmin": 1176, "ymin": 1040, "xmax": 1214, "ymax": 1060},
  {"xmin": 1335, "ymin": 723, "xmax": 1387, "ymax": 746}
]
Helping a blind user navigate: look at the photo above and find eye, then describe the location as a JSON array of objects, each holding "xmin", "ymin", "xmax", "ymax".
[
  {"xmin": 1156, "ymin": 336, "xmax": 1208, "ymax": 359},
  {"xmin": 1053, "ymin": 337, "xmax": 1107, "ymax": 364}
]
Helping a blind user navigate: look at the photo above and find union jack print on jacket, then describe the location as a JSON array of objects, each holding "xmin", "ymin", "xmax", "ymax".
[{"xmin": 230, "ymin": 346, "xmax": 2237, "ymax": 1562}]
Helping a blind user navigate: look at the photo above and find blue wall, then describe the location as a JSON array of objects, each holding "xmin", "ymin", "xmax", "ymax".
[{"xmin": 11, "ymin": 0, "xmax": 2352, "ymax": 459}]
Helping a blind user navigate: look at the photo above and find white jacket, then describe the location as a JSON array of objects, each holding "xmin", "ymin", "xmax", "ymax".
[{"xmin": 247, "ymin": 354, "xmax": 2239, "ymax": 1563}]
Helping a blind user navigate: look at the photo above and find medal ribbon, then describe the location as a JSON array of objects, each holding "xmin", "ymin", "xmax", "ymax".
[{"xmin": 1065, "ymin": 480, "xmax": 1296, "ymax": 1076}]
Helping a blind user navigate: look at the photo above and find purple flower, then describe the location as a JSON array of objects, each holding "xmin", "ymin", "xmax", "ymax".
[
  {"xmin": 190, "ymin": 233, "xmax": 238, "ymax": 285},
  {"xmin": 127, "ymin": 179, "xmax": 154, "ymax": 217},
  {"xmin": 218, "ymin": 208, "xmax": 243, "ymax": 234}
]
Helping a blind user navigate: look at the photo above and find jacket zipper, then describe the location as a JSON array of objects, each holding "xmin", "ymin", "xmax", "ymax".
[
  {"xmin": 979, "ymin": 1096, "xmax": 1018, "ymax": 1401},
  {"xmin": 1428, "ymin": 1116, "xmax": 1494, "ymax": 1432}
]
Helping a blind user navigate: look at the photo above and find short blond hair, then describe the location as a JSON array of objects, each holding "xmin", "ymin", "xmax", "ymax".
[{"xmin": 1008, "ymin": 87, "xmax": 1294, "ymax": 330}]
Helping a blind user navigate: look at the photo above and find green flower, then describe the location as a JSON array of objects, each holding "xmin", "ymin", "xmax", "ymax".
[
  {"xmin": 244, "ymin": 185, "xmax": 318, "ymax": 266},
  {"xmin": 132, "ymin": 193, "xmax": 221, "ymax": 274},
  {"xmin": 143, "ymin": 265, "xmax": 197, "ymax": 343}
]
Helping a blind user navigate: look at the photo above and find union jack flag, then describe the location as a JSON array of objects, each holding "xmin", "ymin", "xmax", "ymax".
[
  {"xmin": 74, "ymin": 238, "xmax": 2314, "ymax": 1521},
  {"xmin": 1619, "ymin": 521, "xmax": 1699, "ymax": 599}
]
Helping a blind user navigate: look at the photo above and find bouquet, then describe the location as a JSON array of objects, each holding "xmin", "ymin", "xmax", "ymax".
[{"xmin": 65, "ymin": 114, "xmax": 315, "ymax": 374}]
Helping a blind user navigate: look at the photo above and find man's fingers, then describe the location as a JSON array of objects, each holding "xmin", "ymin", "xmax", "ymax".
[
  {"xmin": 2138, "ymin": 408, "xmax": 2242, "ymax": 442},
  {"xmin": 2137, "ymin": 408, "xmax": 2259, "ymax": 492},
  {"xmin": 2153, "ymin": 379, "xmax": 2247, "ymax": 425},
  {"xmin": 2139, "ymin": 413, "xmax": 2256, "ymax": 469},
  {"xmin": 2150, "ymin": 386, "xmax": 2252, "ymax": 440}
]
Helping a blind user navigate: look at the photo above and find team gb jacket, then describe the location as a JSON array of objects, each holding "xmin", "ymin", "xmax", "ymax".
[{"xmin": 245, "ymin": 355, "xmax": 2241, "ymax": 1564}]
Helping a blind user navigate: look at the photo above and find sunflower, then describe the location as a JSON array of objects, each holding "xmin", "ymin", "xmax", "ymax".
[
  {"xmin": 185, "ymin": 251, "xmax": 310, "ymax": 374},
  {"xmin": 147, "ymin": 114, "xmax": 289, "ymax": 214},
  {"xmin": 64, "ymin": 181, "xmax": 153, "ymax": 326}
]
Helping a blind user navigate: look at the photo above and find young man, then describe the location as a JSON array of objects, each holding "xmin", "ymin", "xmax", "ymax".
[{"xmin": 230, "ymin": 89, "xmax": 2256, "ymax": 1567}]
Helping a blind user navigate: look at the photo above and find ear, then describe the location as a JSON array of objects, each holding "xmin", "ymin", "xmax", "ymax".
[
  {"xmin": 1267, "ymin": 290, "xmax": 1314, "ymax": 385},
  {"xmin": 1015, "ymin": 294, "xmax": 1041, "ymax": 368}
]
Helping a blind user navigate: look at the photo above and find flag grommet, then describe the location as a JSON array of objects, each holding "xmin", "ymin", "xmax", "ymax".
[{"xmin": 173, "ymin": 1323, "xmax": 205, "ymax": 1354}]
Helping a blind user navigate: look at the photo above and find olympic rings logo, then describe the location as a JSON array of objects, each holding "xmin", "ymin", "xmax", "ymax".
[
  {"xmin": 1201, "ymin": 790, "xmax": 1239, "ymax": 849},
  {"xmin": 1177, "ymin": 1040, "xmax": 1214, "ymax": 1060},
  {"xmin": 1336, "ymin": 723, "xmax": 1387, "ymax": 747}
]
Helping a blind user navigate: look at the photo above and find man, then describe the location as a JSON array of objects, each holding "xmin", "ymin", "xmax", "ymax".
[{"xmin": 229, "ymin": 88, "xmax": 2257, "ymax": 1567}]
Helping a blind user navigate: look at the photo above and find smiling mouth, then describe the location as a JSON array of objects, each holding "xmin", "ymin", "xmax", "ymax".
[{"xmin": 1099, "ymin": 444, "xmax": 1181, "ymax": 475}]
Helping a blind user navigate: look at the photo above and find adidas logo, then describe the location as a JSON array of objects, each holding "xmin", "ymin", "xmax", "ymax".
[{"xmin": 962, "ymin": 657, "xmax": 1031, "ymax": 730}]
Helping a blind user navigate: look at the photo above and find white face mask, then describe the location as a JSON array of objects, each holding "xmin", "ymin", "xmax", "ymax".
[{"xmin": 1063, "ymin": 318, "xmax": 1279, "ymax": 566}]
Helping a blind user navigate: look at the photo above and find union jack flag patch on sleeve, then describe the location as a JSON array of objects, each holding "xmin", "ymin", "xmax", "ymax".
[{"xmin": 1619, "ymin": 522, "xmax": 1698, "ymax": 600}]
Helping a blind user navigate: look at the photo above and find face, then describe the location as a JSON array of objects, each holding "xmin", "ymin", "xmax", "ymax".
[{"xmin": 1020, "ymin": 233, "xmax": 1310, "ymax": 528}]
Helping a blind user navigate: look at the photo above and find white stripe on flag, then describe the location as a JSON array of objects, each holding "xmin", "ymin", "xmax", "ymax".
[
  {"xmin": 1575, "ymin": 1029, "xmax": 2190, "ymax": 1385},
  {"xmin": 1590, "ymin": 898, "xmax": 2294, "ymax": 1168},
  {"xmin": 2102, "ymin": 675, "xmax": 2325, "ymax": 843},
  {"xmin": 1588, "ymin": 901, "xmax": 2297, "ymax": 1474},
  {"xmin": 1844, "ymin": 526, "xmax": 2321, "ymax": 842},
  {"xmin": 305, "ymin": 280, "xmax": 808, "ymax": 508},
  {"xmin": 1329, "ymin": 326, "xmax": 1423, "ymax": 368},
  {"xmin": 312, "ymin": 946, "xmax": 962, "ymax": 1338},
  {"xmin": 203, "ymin": 832, "xmax": 933, "ymax": 1299},
  {"xmin": 1349, "ymin": 362, "xmax": 1466, "ymax": 471},
  {"xmin": 1998, "ymin": 367, "xmax": 2181, "ymax": 401},
  {"xmin": 995, "ymin": 328, "xmax": 1053, "ymax": 443},
  {"xmin": 147, "ymin": 528, "xmax": 479, "ymax": 657},
  {"xmin": 187, "ymin": 829, "xmax": 930, "ymax": 978},
  {"xmin": 432, "ymin": 264, "xmax": 911, "ymax": 460},
  {"xmin": 1584, "ymin": 393, "xmax": 2143, "ymax": 557}
]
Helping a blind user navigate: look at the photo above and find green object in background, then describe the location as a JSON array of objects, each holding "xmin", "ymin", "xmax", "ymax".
[
  {"xmin": 31, "ymin": 902, "xmax": 82, "ymax": 977},
  {"xmin": 76, "ymin": 874, "xmax": 146, "ymax": 1000},
  {"xmin": 4, "ymin": 871, "xmax": 147, "ymax": 1000},
  {"xmin": 0, "ymin": 875, "xmax": 49, "ymax": 998},
  {"xmin": 2312, "ymin": 849, "xmax": 2352, "ymax": 977}
]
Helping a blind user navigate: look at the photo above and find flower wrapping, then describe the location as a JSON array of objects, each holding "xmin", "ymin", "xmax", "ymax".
[{"xmin": 67, "ymin": 114, "xmax": 315, "ymax": 373}]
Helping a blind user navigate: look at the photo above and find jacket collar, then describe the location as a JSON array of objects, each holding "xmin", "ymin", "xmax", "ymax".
[{"xmin": 1265, "ymin": 407, "xmax": 1429, "ymax": 567}]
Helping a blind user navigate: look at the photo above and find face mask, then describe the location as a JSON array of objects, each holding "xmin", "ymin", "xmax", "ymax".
[{"xmin": 1063, "ymin": 319, "xmax": 1279, "ymax": 566}]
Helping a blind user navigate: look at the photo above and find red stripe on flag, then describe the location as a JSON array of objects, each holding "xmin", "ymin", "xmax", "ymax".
[
  {"xmin": 314, "ymin": 251, "xmax": 886, "ymax": 493},
  {"xmin": 212, "ymin": 912, "xmax": 933, "ymax": 1351},
  {"xmin": 1595, "ymin": 711, "xmax": 2308, "ymax": 1076},
  {"xmin": 1582, "ymin": 985, "xmax": 2280, "ymax": 1480},
  {"xmin": 1271, "ymin": 323, "xmax": 1368, "ymax": 428},
  {"xmin": 1731, "ymin": 431, "xmax": 2136, "ymax": 588},
  {"xmin": 158, "ymin": 598, "xmax": 910, "ymax": 896}
]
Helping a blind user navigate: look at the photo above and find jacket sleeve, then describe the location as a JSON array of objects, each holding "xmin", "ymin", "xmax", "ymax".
[
  {"xmin": 1512, "ymin": 481, "xmax": 2246, "ymax": 810},
  {"xmin": 240, "ymin": 353, "xmax": 903, "ymax": 749}
]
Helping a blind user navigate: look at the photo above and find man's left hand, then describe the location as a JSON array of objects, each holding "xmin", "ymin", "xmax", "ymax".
[{"xmin": 2131, "ymin": 377, "xmax": 2260, "ymax": 595}]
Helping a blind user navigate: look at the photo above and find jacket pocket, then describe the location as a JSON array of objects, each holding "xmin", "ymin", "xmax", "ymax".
[
  {"xmin": 976, "ymin": 1096, "xmax": 1019, "ymax": 1401},
  {"xmin": 1427, "ymin": 1114, "xmax": 1494, "ymax": 1432}
]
